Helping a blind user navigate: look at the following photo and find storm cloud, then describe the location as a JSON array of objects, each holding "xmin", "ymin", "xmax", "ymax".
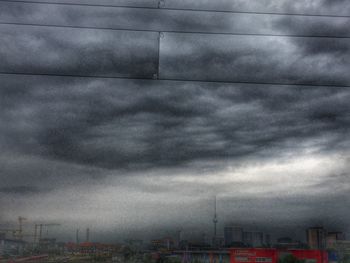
[
  {"xmin": 0, "ymin": 0, "xmax": 349, "ymax": 242},
  {"xmin": 0, "ymin": 76, "xmax": 349, "ymax": 170}
]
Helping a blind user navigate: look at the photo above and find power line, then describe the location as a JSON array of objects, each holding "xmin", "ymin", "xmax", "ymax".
[
  {"xmin": 0, "ymin": 72, "xmax": 349, "ymax": 88},
  {"xmin": 0, "ymin": 0, "xmax": 349, "ymax": 18},
  {"xmin": 1, "ymin": 22, "xmax": 350, "ymax": 39},
  {"xmin": 1, "ymin": 2, "xmax": 348, "ymax": 87}
]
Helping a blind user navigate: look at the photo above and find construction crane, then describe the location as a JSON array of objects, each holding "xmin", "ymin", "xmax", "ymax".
[
  {"xmin": 34, "ymin": 223, "xmax": 61, "ymax": 243},
  {"xmin": 0, "ymin": 216, "xmax": 27, "ymax": 240}
]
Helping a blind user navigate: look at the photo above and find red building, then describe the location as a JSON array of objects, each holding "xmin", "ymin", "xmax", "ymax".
[
  {"xmin": 230, "ymin": 248, "xmax": 277, "ymax": 263},
  {"xmin": 229, "ymin": 248, "xmax": 328, "ymax": 263}
]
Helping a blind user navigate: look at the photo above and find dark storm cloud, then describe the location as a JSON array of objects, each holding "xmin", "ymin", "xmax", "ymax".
[
  {"xmin": 5, "ymin": 0, "xmax": 350, "ymax": 15},
  {"xmin": 1, "ymin": 1, "xmax": 349, "ymax": 86},
  {"xmin": 11, "ymin": 0, "xmax": 158, "ymax": 7},
  {"xmin": 0, "ymin": 25, "xmax": 158, "ymax": 78},
  {"xmin": 160, "ymin": 33, "xmax": 350, "ymax": 86},
  {"xmin": 164, "ymin": 0, "xmax": 350, "ymax": 16},
  {"xmin": 274, "ymin": 16, "xmax": 350, "ymax": 38},
  {"xmin": 1, "ymin": 75, "xmax": 349, "ymax": 170},
  {"xmin": 0, "ymin": 151, "xmax": 108, "ymax": 190}
]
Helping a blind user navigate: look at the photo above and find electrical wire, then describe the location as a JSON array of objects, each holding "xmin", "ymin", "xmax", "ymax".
[
  {"xmin": 0, "ymin": 72, "xmax": 349, "ymax": 88},
  {"xmin": 0, "ymin": 0, "xmax": 349, "ymax": 18},
  {"xmin": 1, "ymin": 22, "xmax": 349, "ymax": 39},
  {"xmin": 0, "ymin": 1, "xmax": 349, "ymax": 87}
]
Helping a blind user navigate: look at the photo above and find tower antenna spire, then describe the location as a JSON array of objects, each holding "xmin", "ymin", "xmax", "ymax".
[{"xmin": 213, "ymin": 196, "xmax": 218, "ymax": 239}]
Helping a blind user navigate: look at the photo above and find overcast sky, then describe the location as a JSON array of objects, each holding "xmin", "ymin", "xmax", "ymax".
[{"xmin": 0, "ymin": 0, "xmax": 350, "ymax": 243}]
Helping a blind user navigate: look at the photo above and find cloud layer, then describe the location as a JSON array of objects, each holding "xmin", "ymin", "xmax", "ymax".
[
  {"xmin": 0, "ymin": 0, "xmax": 349, "ymax": 241},
  {"xmin": 1, "ymin": 76, "xmax": 349, "ymax": 170}
]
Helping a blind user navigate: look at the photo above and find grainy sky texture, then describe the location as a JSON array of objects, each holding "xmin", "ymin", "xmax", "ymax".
[{"xmin": 0, "ymin": 0, "xmax": 349, "ymax": 243}]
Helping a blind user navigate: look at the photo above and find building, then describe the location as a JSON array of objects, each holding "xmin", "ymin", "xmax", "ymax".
[
  {"xmin": 331, "ymin": 240, "xmax": 350, "ymax": 262},
  {"xmin": 306, "ymin": 227, "xmax": 327, "ymax": 249},
  {"xmin": 243, "ymin": 232, "xmax": 253, "ymax": 247},
  {"xmin": 0, "ymin": 237, "xmax": 25, "ymax": 256},
  {"xmin": 276, "ymin": 237, "xmax": 294, "ymax": 249},
  {"xmin": 65, "ymin": 242, "xmax": 121, "ymax": 255},
  {"xmin": 175, "ymin": 250, "xmax": 230, "ymax": 263},
  {"xmin": 252, "ymin": 232, "xmax": 264, "ymax": 248},
  {"xmin": 125, "ymin": 239, "xmax": 143, "ymax": 251},
  {"xmin": 38, "ymin": 238, "xmax": 58, "ymax": 252},
  {"xmin": 224, "ymin": 226, "xmax": 244, "ymax": 247},
  {"xmin": 277, "ymin": 237, "xmax": 293, "ymax": 244},
  {"xmin": 289, "ymin": 249, "xmax": 328, "ymax": 263},
  {"xmin": 275, "ymin": 237, "xmax": 306, "ymax": 249},
  {"xmin": 151, "ymin": 237, "xmax": 175, "ymax": 250},
  {"xmin": 326, "ymin": 232, "xmax": 345, "ymax": 249},
  {"xmin": 230, "ymin": 248, "xmax": 277, "ymax": 263},
  {"xmin": 265, "ymin": 235, "xmax": 271, "ymax": 248},
  {"xmin": 178, "ymin": 240, "xmax": 212, "ymax": 251},
  {"xmin": 229, "ymin": 248, "xmax": 328, "ymax": 263},
  {"xmin": 213, "ymin": 236, "xmax": 225, "ymax": 248}
]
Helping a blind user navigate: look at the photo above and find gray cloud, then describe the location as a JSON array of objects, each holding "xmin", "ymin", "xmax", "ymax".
[
  {"xmin": 1, "ymin": 75, "xmax": 349, "ymax": 171},
  {"xmin": 1, "ymin": 2, "xmax": 349, "ymax": 86},
  {"xmin": 0, "ymin": 25, "xmax": 158, "ymax": 78},
  {"xmin": 0, "ymin": 186, "xmax": 49, "ymax": 195},
  {"xmin": 1, "ymin": 2, "xmax": 349, "ymax": 37},
  {"xmin": 160, "ymin": 33, "xmax": 350, "ymax": 86},
  {"xmin": 12, "ymin": 0, "xmax": 158, "ymax": 7},
  {"xmin": 164, "ymin": 0, "xmax": 350, "ymax": 16}
]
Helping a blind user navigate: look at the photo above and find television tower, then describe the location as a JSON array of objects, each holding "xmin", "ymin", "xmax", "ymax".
[{"xmin": 213, "ymin": 196, "xmax": 218, "ymax": 239}]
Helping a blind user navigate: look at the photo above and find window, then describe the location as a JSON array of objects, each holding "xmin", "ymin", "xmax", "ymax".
[
  {"xmin": 256, "ymin": 257, "xmax": 272, "ymax": 262},
  {"xmin": 235, "ymin": 256, "xmax": 249, "ymax": 262}
]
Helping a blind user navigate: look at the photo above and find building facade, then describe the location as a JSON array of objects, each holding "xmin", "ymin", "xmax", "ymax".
[
  {"xmin": 307, "ymin": 227, "xmax": 327, "ymax": 249},
  {"xmin": 243, "ymin": 232, "xmax": 253, "ymax": 247},
  {"xmin": 229, "ymin": 248, "xmax": 328, "ymax": 263},
  {"xmin": 225, "ymin": 227, "xmax": 244, "ymax": 247},
  {"xmin": 326, "ymin": 232, "xmax": 345, "ymax": 249},
  {"xmin": 252, "ymin": 232, "xmax": 264, "ymax": 248},
  {"xmin": 0, "ymin": 238, "xmax": 25, "ymax": 256}
]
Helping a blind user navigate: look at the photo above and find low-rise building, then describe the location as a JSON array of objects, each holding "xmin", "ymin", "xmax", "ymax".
[
  {"xmin": 0, "ymin": 237, "xmax": 26, "ymax": 256},
  {"xmin": 332, "ymin": 240, "xmax": 350, "ymax": 263},
  {"xmin": 229, "ymin": 248, "xmax": 328, "ymax": 263},
  {"xmin": 307, "ymin": 227, "xmax": 327, "ymax": 249}
]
